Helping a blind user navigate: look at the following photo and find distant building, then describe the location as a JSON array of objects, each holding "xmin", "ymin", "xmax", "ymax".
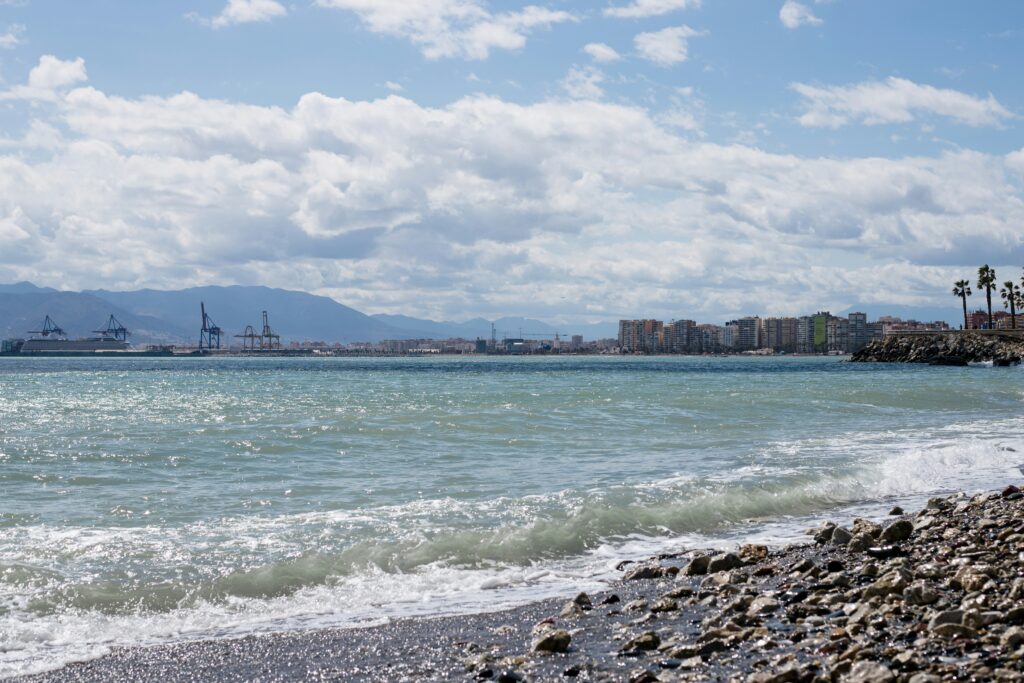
[
  {"xmin": 762, "ymin": 317, "xmax": 798, "ymax": 352},
  {"xmin": 736, "ymin": 317, "xmax": 761, "ymax": 351},
  {"xmin": 826, "ymin": 317, "xmax": 849, "ymax": 353},
  {"xmin": 570, "ymin": 334, "xmax": 583, "ymax": 351},
  {"xmin": 847, "ymin": 312, "xmax": 871, "ymax": 352},
  {"xmin": 669, "ymin": 319, "xmax": 697, "ymax": 353},
  {"xmin": 618, "ymin": 319, "xmax": 664, "ymax": 353}
]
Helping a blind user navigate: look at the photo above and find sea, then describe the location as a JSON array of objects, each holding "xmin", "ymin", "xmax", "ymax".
[{"xmin": 1, "ymin": 355, "xmax": 1022, "ymax": 677}]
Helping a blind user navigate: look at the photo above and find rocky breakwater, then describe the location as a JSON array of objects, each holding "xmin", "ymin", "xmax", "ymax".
[
  {"xmin": 464, "ymin": 487, "xmax": 1024, "ymax": 682},
  {"xmin": 851, "ymin": 332, "xmax": 1024, "ymax": 366}
]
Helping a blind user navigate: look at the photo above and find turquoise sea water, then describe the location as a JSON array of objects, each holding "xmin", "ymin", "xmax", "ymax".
[{"xmin": 1, "ymin": 355, "xmax": 1022, "ymax": 676}]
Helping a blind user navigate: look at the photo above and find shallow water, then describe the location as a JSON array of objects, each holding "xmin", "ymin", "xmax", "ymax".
[{"xmin": 1, "ymin": 355, "xmax": 1021, "ymax": 677}]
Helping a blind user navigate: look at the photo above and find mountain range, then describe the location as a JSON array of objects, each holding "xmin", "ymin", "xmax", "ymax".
[{"xmin": 0, "ymin": 282, "xmax": 619, "ymax": 344}]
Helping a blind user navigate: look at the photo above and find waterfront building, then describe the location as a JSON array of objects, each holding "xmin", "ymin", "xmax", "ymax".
[
  {"xmin": 737, "ymin": 317, "xmax": 761, "ymax": 351},
  {"xmin": 669, "ymin": 319, "xmax": 697, "ymax": 353},
  {"xmin": 618, "ymin": 319, "xmax": 664, "ymax": 353},
  {"xmin": 826, "ymin": 317, "xmax": 849, "ymax": 353},
  {"xmin": 721, "ymin": 321, "xmax": 738, "ymax": 349},
  {"xmin": 848, "ymin": 312, "xmax": 871, "ymax": 352},
  {"xmin": 761, "ymin": 317, "xmax": 798, "ymax": 352}
]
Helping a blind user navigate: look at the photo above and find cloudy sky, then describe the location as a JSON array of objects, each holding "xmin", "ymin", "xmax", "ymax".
[{"xmin": 0, "ymin": 0, "xmax": 1021, "ymax": 324}]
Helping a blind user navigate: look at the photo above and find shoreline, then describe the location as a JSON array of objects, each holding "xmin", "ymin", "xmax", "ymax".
[{"xmin": 15, "ymin": 484, "xmax": 1024, "ymax": 682}]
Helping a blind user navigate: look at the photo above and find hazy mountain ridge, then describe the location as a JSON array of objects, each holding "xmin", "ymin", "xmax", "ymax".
[{"xmin": 1, "ymin": 283, "xmax": 619, "ymax": 344}]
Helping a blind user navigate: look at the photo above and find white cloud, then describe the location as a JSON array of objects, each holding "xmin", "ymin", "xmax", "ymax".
[
  {"xmin": 583, "ymin": 42, "xmax": 621, "ymax": 63},
  {"xmin": 779, "ymin": 1, "xmax": 822, "ymax": 29},
  {"xmin": 209, "ymin": 0, "xmax": 287, "ymax": 28},
  {"xmin": 384, "ymin": 81, "xmax": 404, "ymax": 92},
  {"xmin": 562, "ymin": 66, "xmax": 604, "ymax": 99},
  {"xmin": 792, "ymin": 76, "xmax": 1015, "ymax": 128},
  {"xmin": 634, "ymin": 25, "xmax": 703, "ymax": 66},
  {"xmin": 0, "ymin": 55, "xmax": 87, "ymax": 102},
  {"xmin": 0, "ymin": 57, "xmax": 1022, "ymax": 323},
  {"xmin": 314, "ymin": 0, "xmax": 575, "ymax": 60},
  {"xmin": 603, "ymin": 0, "xmax": 700, "ymax": 19},
  {"xmin": 0, "ymin": 23, "xmax": 25, "ymax": 49}
]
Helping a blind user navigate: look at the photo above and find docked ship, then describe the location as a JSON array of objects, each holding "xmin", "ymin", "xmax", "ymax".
[{"xmin": 2, "ymin": 315, "xmax": 156, "ymax": 355}]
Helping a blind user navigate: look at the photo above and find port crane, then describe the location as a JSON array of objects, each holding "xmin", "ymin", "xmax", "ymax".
[
  {"xmin": 260, "ymin": 311, "xmax": 281, "ymax": 350},
  {"xmin": 28, "ymin": 315, "xmax": 66, "ymax": 339},
  {"xmin": 235, "ymin": 311, "xmax": 281, "ymax": 351},
  {"xmin": 93, "ymin": 315, "xmax": 130, "ymax": 342},
  {"xmin": 199, "ymin": 302, "xmax": 223, "ymax": 350}
]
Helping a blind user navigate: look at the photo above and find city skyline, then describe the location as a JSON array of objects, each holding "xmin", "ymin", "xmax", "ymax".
[{"xmin": 0, "ymin": 2, "xmax": 1021, "ymax": 325}]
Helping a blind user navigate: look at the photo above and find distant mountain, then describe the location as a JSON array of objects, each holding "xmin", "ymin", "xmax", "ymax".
[
  {"xmin": 0, "ymin": 282, "xmax": 57, "ymax": 294},
  {"xmin": 0, "ymin": 291, "xmax": 187, "ymax": 343},
  {"xmin": 2, "ymin": 282, "xmax": 619, "ymax": 344},
  {"xmin": 87, "ymin": 285, "xmax": 407, "ymax": 344}
]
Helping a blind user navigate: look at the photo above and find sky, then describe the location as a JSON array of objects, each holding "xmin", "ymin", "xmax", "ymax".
[{"xmin": 0, "ymin": 0, "xmax": 1021, "ymax": 324}]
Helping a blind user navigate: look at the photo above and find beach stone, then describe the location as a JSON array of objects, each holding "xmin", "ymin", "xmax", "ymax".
[
  {"xmin": 903, "ymin": 581, "xmax": 940, "ymax": 606},
  {"xmin": 560, "ymin": 601, "xmax": 585, "ymax": 618},
  {"xmin": 927, "ymin": 497, "xmax": 950, "ymax": 510},
  {"xmin": 495, "ymin": 671, "xmax": 524, "ymax": 683},
  {"xmin": 852, "ymin": 518, "xmax": 882, "ymax": 538},
  {"xmin": 622, "ymin": 631, "xmax": 661, "ymax": 652},
  {"xmin": 907, "ymin": 675, "xmax": 941, "ymax": 683},
  {"xmin": 1003, "ymin": 485, "xmax": 1020, "ymax": 498},
  {"xmin": 532, "ymin": 629, "xmax": 571, "ymax": 653},
  {"xmin": 747, "ymin": 596, "xmax": 780, "ymax": 616},
  {"xmin": 684, "ymin": 555, "xmax": 711, "ymax": 576},
  {"xmin": 880, "ymin": 519, "xmax": 913, "ymax": 542},
  {"xmin": 650, "ymin": 597, "xmax": 678, "ymax": 613},
  {"xmin": 708, "ymin": 553, "xmax": 744, "ymax": 573},
  {"xmin": 931, "ymin": 623, "xmax": 978, "ymax": 639},
  {"xmin": 601, "ymin": 594, "xmax": 621, "ymax": 605},
  {"xmin": 928, "ymin": 610, "xmax": 964, "ymax": 629},
  {"xmin": 740, "ymin": 544, "xmax": 768, "ymax": 561},
  {"xmin": 863, "ymin": 570, "xmax": 909, "ymax": 598},
  {"xmin": 830, "ymin": 526, "xmax": 853, "ymax": 546},
  {"xmin": 1002, "ymin": 626, "xmax": 1024, "ymax": 649},
  {"xmin": 814, "ymin": 523, "xmax": 837, "ymax": 544},
  {"xmin": 847, "ymin": 532, "xmax": 873, "ymax": 552},
  {"xmin": 628, "ymin": 671, "xmax": 659, "ymax": 683},
  {"xmin": 624, "ymin": 564, "xmax": 665, "ymax": 581},
  {"xmin": 843, "ymin": 660, "xmax": 894, "ymax": 683},
  {"xmin": 573, "ymin": 592, "xmax": 592, "ymax": 608},
  {"xmin": 889, "ymin": 506, "xmax": 904, "ymax": 515}
]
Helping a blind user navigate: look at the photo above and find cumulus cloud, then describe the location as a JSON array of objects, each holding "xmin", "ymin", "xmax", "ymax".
[
  {"xmin": 0, "ymin": 23, "xmax": 25, "ymax": 49},
  {"xmin": 634, "ymin": 25, "xmax": 703, "ymax": 66},
  {"xmin": 314, "ymin": 0, "xmax": 575, "ymax": 60},
  {"xmin": 779, "ymin": 1, "xmax": 822, "ymax": 29},
  {"xmin": 562, "ymin": 66, "xmax": 605, "ymax": 99},
  {"xmin": 0, "ymin": 55, "xmax": 87, "ymax": 102},
  {"xmin": 604, "ymin": 0, "xmax": 700, "ymax": 19},
  {"xmin": 207, "ymin": 0, "xmax": 287, "ymax": 28},
  {"xmin": 0, "ymin": 57, "xmax": 1022, "ymax": 322},
  {"xmin": 792, "ymin": 76, "xmax": 1015, "ymax": 128},
  {"xmin": 583, "ymin": 42, "xmax": 621, "ymax": 63}
]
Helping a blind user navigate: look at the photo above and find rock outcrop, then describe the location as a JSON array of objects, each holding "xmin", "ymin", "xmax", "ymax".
[{"xmin": 851, "ymin": 332, "xmax": 1024, "ymax": 366}]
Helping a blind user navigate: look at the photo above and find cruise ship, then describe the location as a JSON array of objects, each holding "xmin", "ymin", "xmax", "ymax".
[{"xmin": 2, "ymin": 315, "xmax": 145, "ymax": 355}]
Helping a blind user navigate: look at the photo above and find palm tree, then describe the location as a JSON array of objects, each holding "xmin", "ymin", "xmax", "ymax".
[
  {"xmin": 977, "ymin": 265, "xmax": 997, "ymax": 329},
  {"xmin": 1001, "ymin": 281, "xmax": 1020, "ymax": 330},
  {"xmin": 953, "ymin": 279, "xmax": 972, "ymax": 329}
]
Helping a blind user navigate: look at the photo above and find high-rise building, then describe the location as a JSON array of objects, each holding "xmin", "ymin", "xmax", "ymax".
[
  {"xmin": 827, "ymin": 317, "xmax": 849, "ymax": 353},
  {"xmin": 618, "ymin": 319, "xmax": 664, "ymax": 353},
  {"xmin": 737, "ymin": 317, "xmax": 761, "ymax": 350},
  {"xmin": 669, "ymin": 319, "xmax": 697, "ymax": 353},
  {"xmin": 848, "ymin": 312, "xmax": 870, "ymax": 352}
]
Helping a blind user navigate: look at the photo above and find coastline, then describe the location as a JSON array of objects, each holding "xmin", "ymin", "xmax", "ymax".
[{"xmin": 15, "ymin": 484, "xmax": 1024, "ymax": 683}]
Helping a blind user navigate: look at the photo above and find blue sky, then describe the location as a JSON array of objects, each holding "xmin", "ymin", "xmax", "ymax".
[{"xmin": 0, "ymin": 0, "xmax": 1021, "ymax": 323}]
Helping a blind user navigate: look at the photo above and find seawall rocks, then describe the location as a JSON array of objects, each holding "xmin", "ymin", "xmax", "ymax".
[{"xmin": 851, "ymin": 332, "xmax": 1024, "ymax": 366}]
